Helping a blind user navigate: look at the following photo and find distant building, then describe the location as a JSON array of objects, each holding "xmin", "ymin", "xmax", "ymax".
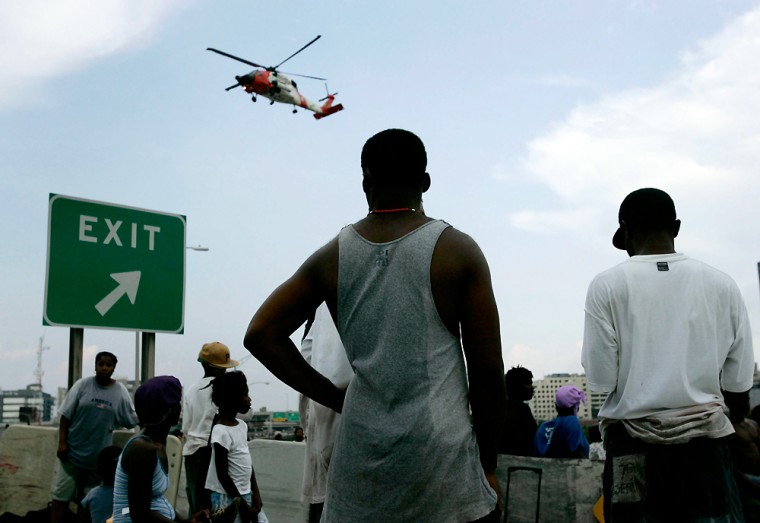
[
  {"xmin": 0, "ymin": 384, "xmax": 54, "ymax": 424},
  {"xmin": 529, "ymin": 373, "xmax": 604, "ymax": 422}
]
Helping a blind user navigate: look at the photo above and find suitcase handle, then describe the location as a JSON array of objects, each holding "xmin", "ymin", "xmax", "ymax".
[{"xmin": 505, "ymin": 466, "xmax": 542, "ymax": 522}]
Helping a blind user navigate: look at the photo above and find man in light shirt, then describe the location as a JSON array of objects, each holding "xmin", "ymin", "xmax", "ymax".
[
  {"xmin": 298, "ymin": 302, "xmax": 353, "ymax": 523},
  {"xmin": 582, "ymin": 188, "xmax": 754, "ymax": 522},
  {"xmin": 182, "ymin": 342, "xmax": 240, "ymax": 514}
]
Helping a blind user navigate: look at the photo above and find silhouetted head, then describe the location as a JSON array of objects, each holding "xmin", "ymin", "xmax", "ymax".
[
  {"xmin": 361, "ymin": 129, "xmax": 428, "ymax": 189},
  {"xmin": 612, "ymin": 188, "xmax": 680, "ymax": 255},
  {"xmin": 211, "ymin": 370, "xmax": 251, "ymax": 415},
  {"xmin": 96, "ymin": 445, "xmax": 122, "ymax": 486},
  {"xmin": 505, "ymin": 366, "xmax": 534, "ymax": 401}
]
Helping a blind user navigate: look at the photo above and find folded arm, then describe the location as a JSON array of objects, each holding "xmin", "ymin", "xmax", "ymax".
[{"xmin": 244, "ymin": 239, "xmax": 344, "ymax": 413}]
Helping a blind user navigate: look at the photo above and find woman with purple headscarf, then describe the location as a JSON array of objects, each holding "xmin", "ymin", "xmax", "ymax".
[
  {"xmin": 534, "ymin": 385, "xmax": 590, "ymax": 459},
  {"xmin": 111, "ymin": 376, "xmax": 240, "ymax": 523}
]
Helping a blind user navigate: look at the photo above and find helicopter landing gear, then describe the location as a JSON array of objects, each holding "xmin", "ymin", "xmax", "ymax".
[
  {"xmin": 270, "ymin": 100, "xmax": 275, "ymax": 105},
  {"xmin": 251, "ymin": 94, "xmax": 256, "ymax": 102},
  {"xmin": 292, "ymin": 107, "xmax": 298, "ymax": 114}
]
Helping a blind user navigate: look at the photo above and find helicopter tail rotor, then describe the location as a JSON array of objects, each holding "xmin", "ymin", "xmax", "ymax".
[
  {"xmin": 319, "ymin": 92, "xmax": 338, "ymax": 102},
  {"xmin": 319, "ymin": 82, "xmax": 338, "ymax": 102}
]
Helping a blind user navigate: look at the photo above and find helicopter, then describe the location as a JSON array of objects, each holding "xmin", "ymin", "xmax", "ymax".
[{"xmin": 207, "ymin": 35, "xmax": 344, "ymax": 120}]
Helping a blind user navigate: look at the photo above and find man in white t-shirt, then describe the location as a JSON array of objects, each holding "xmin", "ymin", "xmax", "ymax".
[
  {"xmin": 582, "ymin": 188, "xmax": 754, "ymax": 522},
  {"xmin": 182, "ymin": 342, "xmax": 240, "ymax": 514}
]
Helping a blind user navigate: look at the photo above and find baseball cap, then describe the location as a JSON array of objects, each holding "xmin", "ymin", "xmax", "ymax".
[
  {"xmin": 198, "ymin": 341, "xmax": 239, "ymax": 369},
  {"xmin": 612, "ymin": 188, "xmax": 677, "ymax": 250}
]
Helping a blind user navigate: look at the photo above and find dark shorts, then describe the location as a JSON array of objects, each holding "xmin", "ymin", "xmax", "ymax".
[
  {"xmin": 603, "ymin": 423, "xmax": 744, "ymax": 522},
  {"xmin": 184, "ymin": 446, "xmax": 212, "ymax": 513}
]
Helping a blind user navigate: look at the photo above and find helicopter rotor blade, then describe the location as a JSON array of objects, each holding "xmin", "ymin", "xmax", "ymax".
[
  {"xmin": 207, "ymin": 48, "xmax": 265, "ymax": 69},
  {"xmin": 280, "ymin": 71, "xmax": 327, "ymax": 81},
  {"xmin": 272, "ymin": 35, "xmax": 322, "ymax": 69},
  {"xmin": 319, "ymin": 92, "xmax": 338, "ymax": 102}
]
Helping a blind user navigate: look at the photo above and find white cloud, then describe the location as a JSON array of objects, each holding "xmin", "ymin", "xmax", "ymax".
[
  {"xmin": 512, "ymin": 6, "xmax": 760, "ymax": 246},
  {"xmin": 0, "ymin": 0, "xmax": 186, "ymax": 106}
]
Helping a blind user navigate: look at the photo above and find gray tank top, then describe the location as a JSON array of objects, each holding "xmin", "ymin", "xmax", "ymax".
[{"xmin": 322, "ymin": 219, "xmax": 496, "ymax": 522}]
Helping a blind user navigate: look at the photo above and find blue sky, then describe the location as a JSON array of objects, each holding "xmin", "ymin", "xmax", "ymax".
[{"xmin": 2, "ymin": 1, "xmax": 759, "ymax": 411}]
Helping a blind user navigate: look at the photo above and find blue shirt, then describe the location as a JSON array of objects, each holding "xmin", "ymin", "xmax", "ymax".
[{"xmin": 534, "ymin": 414, "xmax": 589, "ymax": 458}]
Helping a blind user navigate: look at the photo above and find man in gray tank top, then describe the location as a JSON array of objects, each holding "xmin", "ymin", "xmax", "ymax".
[{"xmin": 245, "ymin": 129, "xmax": 506, "ymax": 522}]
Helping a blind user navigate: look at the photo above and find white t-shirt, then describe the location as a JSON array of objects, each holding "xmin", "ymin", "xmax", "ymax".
[
  {"xmin": 299, "ymin": 302, "xmax": 354, "ymax": 504},
  {"xmin": 182, "ymin": 375, "xmax": 253, "ymax": 457},
  {"xmin": 182, "ymin": 376, "xmax": 216, "ymax": 456},
  {"xmin": 205, "ymin": 420, "xmax": 251, "ymax": 495},
  {"xmin": 582, "ymin": 253, "xmax": 754, "ymax": 426}
]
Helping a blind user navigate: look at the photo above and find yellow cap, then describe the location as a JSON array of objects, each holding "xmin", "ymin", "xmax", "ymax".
[{"xmin": 197, "ymin": 342, "xmax": 239, "ymax": 369}]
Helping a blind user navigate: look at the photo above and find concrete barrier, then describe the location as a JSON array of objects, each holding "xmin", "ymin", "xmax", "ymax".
[
  {"xmin": 0, "ymin": 426, "xmax": 603, "ymax": 522},
  {"xmin": 0, "ymin": 425, "xmax": 57, "ymax": 515},
  {"xmin": 250, "ymin": 439, "xmax": 309, "ymax": 522},
  {"xmin": 497, "ymin": 454, "xmax": 604, "ymax": 523},
  {"xmin": 173, "ymin": 439, "xmax": 310, "ymax": 522}
]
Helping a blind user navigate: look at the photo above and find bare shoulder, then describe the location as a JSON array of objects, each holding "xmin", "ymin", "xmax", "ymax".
[
  {"xmin": 300, "ymin": 235, "xmax": 339, "ymax": 279},
  {"xmin": 431, "ymin": 225, "xmax": 494, "ymax": 335},
  {"xmin": 296, "ymin": 235, "xmax": 339, "ymax": 311},
  {"xmin": 121, "ymin": 437, "xmax": 157, "ymax": 475},
  {"xmin": 435, "ymin": 225, "xmax": 490, "ymax": 270}
]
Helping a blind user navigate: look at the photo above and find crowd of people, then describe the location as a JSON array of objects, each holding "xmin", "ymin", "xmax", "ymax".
[{"xmin": 46, "ymin": 129, "xmax": 756, "ymax": 522}]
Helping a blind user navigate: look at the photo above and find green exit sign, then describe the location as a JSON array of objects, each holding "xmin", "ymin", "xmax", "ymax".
[{"xmin": 44, "ymin": 194, "xmax": 186, "ymax": 333}]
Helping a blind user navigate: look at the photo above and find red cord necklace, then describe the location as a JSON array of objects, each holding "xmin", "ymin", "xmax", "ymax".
[{"xmin": 368, "ymin": 207, "xmax": 418, "ymax": 214}]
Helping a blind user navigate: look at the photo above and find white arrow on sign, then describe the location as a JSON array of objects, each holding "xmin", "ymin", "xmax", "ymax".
[{"xmin": 95, "ymin": 271, "xmax": 142, "ymax": 316}]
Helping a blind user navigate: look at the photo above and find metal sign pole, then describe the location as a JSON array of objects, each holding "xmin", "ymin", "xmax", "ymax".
[
  {"xmin": 140, "ymin": 332, "xmax": 156, "ymax": 381},
  {"xmin": 68, "ymin": 328, "xmax": 83, "ymax": 389},
  {"xmin": 135, "ymin": 331, "xmax": 140, "ymax": 390}
]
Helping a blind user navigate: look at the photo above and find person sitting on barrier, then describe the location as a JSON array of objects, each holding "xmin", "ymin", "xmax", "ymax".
[
  {"xmin": 111, "ymin": 376, "xmax": 239, "ymax": 523},
  {"xmin": 534, "ymin": 385, "xmax": 589, "ymax": 459}
]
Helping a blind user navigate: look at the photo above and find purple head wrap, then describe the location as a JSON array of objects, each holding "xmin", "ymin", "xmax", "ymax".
[
  {"xmin": 135, "ymin": 375, "xmax": 182, "ymax": 425},
  {"xmin": 555, "ymin": 385, "xmax": 587, "ymax": 414}
]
